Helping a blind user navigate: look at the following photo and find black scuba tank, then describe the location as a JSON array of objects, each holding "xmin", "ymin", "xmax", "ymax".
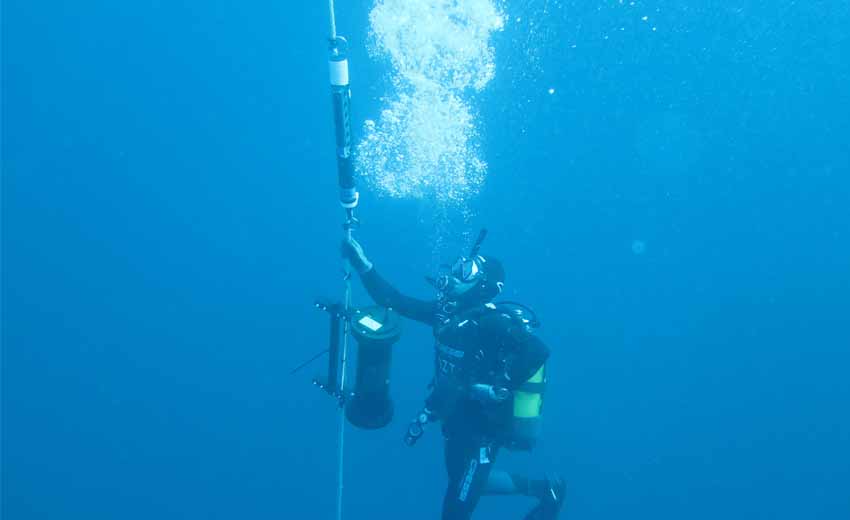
[{"xmin": 491, "ymin": 302, "xmax": 547, "ymax": 451}]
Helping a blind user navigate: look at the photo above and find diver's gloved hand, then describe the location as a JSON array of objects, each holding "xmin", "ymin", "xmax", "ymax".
[
  {"xmin": 341, "ymin": 238, "xmax": 373, "ymax": 274},
  {"xmin": 469, "ymin": 384, "xmax": 511, "ymax": 403}
]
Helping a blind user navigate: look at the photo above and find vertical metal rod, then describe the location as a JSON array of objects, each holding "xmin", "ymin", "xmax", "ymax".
[
  {"xmin": 328, "ymin": 0, "xmax": 338, "ymax": 40},
  {"xmin": 328, "ymin": 0, "xmax": 353, "ymax": 515}
]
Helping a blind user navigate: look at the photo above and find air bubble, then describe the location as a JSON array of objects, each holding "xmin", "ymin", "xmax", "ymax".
[{"xmin": 356, "ymin": 0, "xmax": 505, "ymax": 205}]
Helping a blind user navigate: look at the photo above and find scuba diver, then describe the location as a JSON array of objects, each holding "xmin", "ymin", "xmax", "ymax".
[{"xmin": 342, "ymin": 232, "xmax": 566, "ymax": 520}]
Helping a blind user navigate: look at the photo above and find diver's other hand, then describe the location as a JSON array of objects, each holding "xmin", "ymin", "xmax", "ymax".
[
  {"xmin": 403, "ymin": 407, "xmax": 433, "ymax": 447},
  {"xmin": 469, "ymin": 384, "xmax": 511, "ymax": 403},
  {"xmin": 341, "ymin": 238, "xmax": 373, "ymax": 274}
]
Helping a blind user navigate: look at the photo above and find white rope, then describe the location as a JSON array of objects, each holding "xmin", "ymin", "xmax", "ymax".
[{"xmin": 336, "ymin": 230, "xmax": 353, "ymax": 520}]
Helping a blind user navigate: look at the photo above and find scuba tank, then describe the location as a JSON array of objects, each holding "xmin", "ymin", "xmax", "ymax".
[
  {"xmin": 508, "ymin": 363, "xmax": 546, "ymax": 451},
  {"xmin": 492, "ymin": 301, "xmax": 547, "ymax": 451}
]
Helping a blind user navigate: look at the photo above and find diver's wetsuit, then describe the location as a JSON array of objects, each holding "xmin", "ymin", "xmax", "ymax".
[{"xmin": 360, "ymin": 268, "xmax": 551, "ymax": 520}]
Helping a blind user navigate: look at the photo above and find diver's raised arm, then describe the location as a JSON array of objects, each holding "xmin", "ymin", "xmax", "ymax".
[{"xmin": 342, "ymin": 238, "xmax": 437, "ymax": 325}]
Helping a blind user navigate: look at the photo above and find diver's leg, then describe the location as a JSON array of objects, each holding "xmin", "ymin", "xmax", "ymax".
[
  {"xmin": 520, "ymin": 475, "xmax": 567, "ymax": 520},
  {"xmin": 441, "ymin": 436, "xmax": 497, "ymax": 520}
]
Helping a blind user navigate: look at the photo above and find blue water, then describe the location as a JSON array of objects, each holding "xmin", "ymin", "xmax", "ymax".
[{"xmin": 4, "ymin": 1, "xmax": 849, "ymax": 519}]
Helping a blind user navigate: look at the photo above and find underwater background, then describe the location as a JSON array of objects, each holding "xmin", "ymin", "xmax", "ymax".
[{"xmin": 3, "ymin": 1, "xmax": 849, "ymax": 519}]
